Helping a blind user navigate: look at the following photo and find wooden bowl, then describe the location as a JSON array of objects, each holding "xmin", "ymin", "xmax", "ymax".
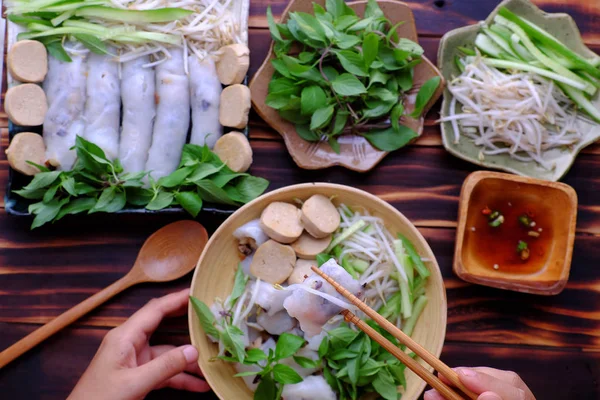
[
  {"xmin": 454, "ymin": 171, "xmax": 577, "ymax": 295},
  {"xmin": 189, "ymin": 183, "xmax": 447, "ymax": 400},
  {"xmin": 249, "ymin": 0, "xmax": 445, "ymax": 172}
]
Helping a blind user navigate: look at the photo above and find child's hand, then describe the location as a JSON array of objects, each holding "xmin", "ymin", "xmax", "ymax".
[
  {"xmin": 68, "ymin": 288, "xmax": 210, "ymax": 400},
  {"xmin": 424, "ymin": 367, "xmax": 535, "ymax": 400}
]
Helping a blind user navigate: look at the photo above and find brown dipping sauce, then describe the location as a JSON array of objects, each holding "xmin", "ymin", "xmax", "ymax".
[{"xmin": 466, "ymin": 193, "xmax": 553, "ymax": 274}]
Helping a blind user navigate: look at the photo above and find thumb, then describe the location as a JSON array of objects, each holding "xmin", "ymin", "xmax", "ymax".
[{"xmin": 134, "ymin": 345, "xmax": 199, "ymax": 393}]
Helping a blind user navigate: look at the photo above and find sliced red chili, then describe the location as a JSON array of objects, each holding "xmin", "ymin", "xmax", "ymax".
[{"xmin": 482, "ymin": 206, "xmax": 492, "ymax": 215}]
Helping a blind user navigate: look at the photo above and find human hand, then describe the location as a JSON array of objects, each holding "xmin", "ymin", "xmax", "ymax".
[
  {"xmin": 68, "ymin": 288, "xmax": 210, "ymax": 400},
  {"xmin": 424, "ymin": 367, "xmax": 536, "ymax": 400}
]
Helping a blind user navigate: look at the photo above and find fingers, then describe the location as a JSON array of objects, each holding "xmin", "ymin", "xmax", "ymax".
[
  {"xmin": 133, "ymin": 345, "xmax": 199, "ymax": 394},
  {"xmin": 424, "ymin": 389, "xmax": 446, "ymax": 400},
  {"xmin": 119, "ymin": 288, "xmax": 190, "ymax": 342},
  {"xmin": 164, "ymin": 372, "xmax": 211, "ymax": 392},
  {"xmin": 150, "ymin": 345, "xmax": 203, "ymax": 376},
  {"xmin": 456, "ymin": 368, "xmax": 532, "ymax": 400},
  {"xmin": 479, "ymin": 392, "xmax": 502, "ymax": 400},
  {"xmin": 469, "ymin": 367, "xmax": 534, "ymax": 398}
]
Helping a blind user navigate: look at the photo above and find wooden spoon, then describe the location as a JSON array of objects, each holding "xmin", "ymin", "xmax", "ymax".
[{"xmin": 0, "ymin": 220, "xmax": 208, "ymax": 369}]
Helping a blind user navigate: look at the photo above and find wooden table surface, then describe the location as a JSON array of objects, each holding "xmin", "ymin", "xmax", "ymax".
[{"xmin": 1, "ymin": 0, "xmax": 600, "ymax": 399}]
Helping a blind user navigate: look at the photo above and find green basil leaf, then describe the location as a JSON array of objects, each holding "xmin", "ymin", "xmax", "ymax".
[
  {"xmin": 208, "ymin": 170, "xmax": 245, "ymax": 188},
  {"xmin": 59, "ymin": 176, "xmax": 76, "ymax": 196},
  {"xmin": 273, "ymin": 364, "xmax": 303, "ymax": 385},
  {"xmin": 274, "ymin": 333, "xmax": 305, "ymax": 361},
  {"xmin": 363, "ymin": 32, "xmax": 380, "ymax": 68},
  {"xmin": 318, "ymin": 336, "xmax": 329, "ymax": 358},
  {"xmin": 396, "ymin": 68, "xmax": 413, "ymax": 92},
  {"xmin": 378, "ymin": 47, "xmax": 403, "ymax": 71},
  {"xmin": 386, "ymin": 21, "xmax": 405, "ymax": 43},
  {"xmin": 13, "ymin": 187, "xmax": 46, "ymax": 200},
  {"xmin": 372, "ymin": 367, "xmax": 398, "ymax": 400},
  {"xmin": 195, "ymin": 180, "xmax": 238, "ymax": 205},
  {"xmin": 391, "ymin": 103, "xmax": 404, "ymax": 131},
  {"xmin": 74, "ymin": 182, "xmax": 98, "ymax": 195},
  {"xmin": 230, "ymin": 264, "xmax": 248, "ymax": 307},
  {"xmin": 91, "ymin": 187, "xmax": 126, "ymax": 213},
  {"xmin": 328, "ymin": 136, "xmax": 341, "ymax": 154},
  {"xmin": 246, "ymin": 348, "xmax": 268, "ymax": 363},
  {"xmin": 326, "ymin": 0, "xmax": 355, "ymax": 18},
  {"xmin": 265, "ymin": 93, "xmax": 290, "ymax": 110},
  {"xmin": 268, "ymin": 77, "xmax": 299, "ymax": 96},
  {"xmin": 73, "ymin": 33, "xmax": 108, "ymax": 55},
  {"xmin": 298, "ymin": 51, "xmax": 316, "ymax": 63},
  {"xmin": 293, "ymin": 356, "xmax": 320, "ymax": 369},
  {"xmin": 322, "ymin": 66, "xmax": 339, "ymax": 81},
  {"xmin": 271, "ymin": 59, "xmax": 292, "ymax": 78},
  {"xmin": 396, "ymin": 37, "xmax": 424, "ymax": 57},
  {"xmin": 362, "ymin": 125, "xmax": 417, "ymax": 151},
  {"xmin": 333, "ymin": 50, "xmax": 368, "ymax": 76},
  {"xmin": 335, "ymin": 33, "xmax": 361, "ymax": 49},
  {"xmin": 281, "ymin": 55, "xmax": 324, "ymax": 83},
  {"xmin": 145, "ymin": 191, "xmax": 175, "ymax": 210},
  {"xmin": 186, "ymin": 163, "xmax": 225, "ymax": 182},
  {"xmin": 25, "ymin": 160, "xmax": 50, "ymax": 173},
  {"xmin": 280, "ymin": 95, "xmax": 301, "ymax": 111},
  {"xmin": 74, "ymin": 136, "xmax": 112, "ymax": 173},
  {"xmin": 221, "ymin": 324, "xmax": 246, "ymax": 363},
  {"xmin": 289, "ymin": 12, "xmax": 326, "ymax": 44},
  {"xmin": 310, "ymin": 105, "xmax": 335, "ymax": 130},
  {"xmin": 175, "ymin": 191, "xmax": 203, "ymax": 217},
  {"xmin": 234, "ymin": 371, "xmax": 260, "ymax": 378},
  {"xmin": 301, "ymin": 85, "xmax": 328, "ymax": 116},
  {"xmin": 360, "ymin": 358, "xmax": 384, "ymax": 376},
  {"xmin": 347, "ymin": 357, "xmax": 360, "ymax": 386},
  {"xmin": 369, "ymin": 70, "xmax": 391, "ymax": 87},
  {"xmin": 295, "ymin": 124, "xmax": 321, "ymax": 141},
  {"xmin": 56, "ymin": 197, "xmax": 96, "ymax": 220},
  {"xmin": 331, "ymin": 110, "xmax": 349, "ymax": 136},
  {"xmin": 157, "ymin": 166, "xmax": 194, "ymax": 188},
  {"xmin": 43, "ymin": 183, "xmax": 60, "ymax": 203},
  {"xmin": 229, "ymin": 175, "xmax": 269, "ymax": 204},
  {"xmin": 329, "ymin": 349, "xmax": 359, "ymax": 360},
  {"xmin": 393, "ymin": 48, "xmax": 410, "ymax": 64},
  {"xmin": 331, "ymin": 73, "xmax": 367, "ymax": 96},
  {"xmin": 255, "ymin": 374, "xmax": 276, "ymax": 400},
  {"xmin": 334, "ymin": 15, "xmax": 359, "ymax": 31},
  {"xmin": 328, "ymin": 326, "xmax": 359, "ymax": 347},
  {"xmin": 368, "ymin": 87, "xmax": 397, "ymax": 102},
  {"xmin": 22, "ymin": 171, "xmax": 62, "ymax": 191},
  {"xmin": 388, "ymin": 363, "xmax": 407, "ymax": 387},
  {"xmin": 279, "ymin": 110, "xmax": 311, "ymax": 124},
  {"xmin": 189, "ymin": 296, "xmax": 220, "ymax": 338},
  {"xmin": 179, "ymin": 144, "xmax": 206, "ymax": 166},
  {"xmin": 362, "ymin": 100, "xmax": 394, "ymax": 119},
  {"xmin": 30, "ymin": 198, "xmax": 69, "ymax": 229},
  {"xmin": 266, "ymin": 6, "xmax": 282, "ymax": 42},
  {"xmin": 125, "ymin": 187, "xmax": 154, "ymax": 206},
  {"xmin": 410, "ymin": 76, "xmax": 441, "ymax": 117},
  {"xmin": 347, "ymin": 16, "xmax": 375, "ymax": 32},
  {"xmin": 364, "ymin": 0, "xmax": 384, "ymax": 18}
]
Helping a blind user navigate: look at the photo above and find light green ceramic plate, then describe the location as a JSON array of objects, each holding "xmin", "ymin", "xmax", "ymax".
[{"xmin": 437, "ymin": 0, "xmax": 600, "ymax": 181}]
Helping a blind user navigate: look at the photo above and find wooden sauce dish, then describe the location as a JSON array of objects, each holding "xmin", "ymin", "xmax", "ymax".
[{"xmin": 454, "ymin": 171, "xmax": 577, "ymax": 295}]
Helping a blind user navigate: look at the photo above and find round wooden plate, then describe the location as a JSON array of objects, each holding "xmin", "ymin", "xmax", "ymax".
[{"xmin": 189, "ymin": 183, "xmax": 448, "ymax": 400}]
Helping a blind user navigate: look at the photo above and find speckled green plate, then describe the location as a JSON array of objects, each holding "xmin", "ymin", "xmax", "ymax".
[{"xmin": 437, "ymin": 0, "xmax": 600, "ymax": 181}]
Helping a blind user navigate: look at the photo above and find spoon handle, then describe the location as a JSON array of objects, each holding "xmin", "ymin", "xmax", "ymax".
[{"xmin": 0, "ymin": 274, "xmax": 137, "ymax": 369}]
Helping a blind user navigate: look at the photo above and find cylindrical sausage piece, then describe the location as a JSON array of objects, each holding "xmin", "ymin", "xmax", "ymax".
[
  {"xmin": 5, "ymin": 132, "xmax": 46, "ymax": 176},
  {"xmin": 5, "ymin": 84, "xmax": 47, "ymax": 126},
  {"xmin": 291, "ymin": 232, "xmax": 331, "ymax": 259},
  {"xmin": 288, "ymin": 259, "xmax": 317, "ymax": 285},
  {"xmin": 301, "ymin": 195, "xmax": 340, "ymax": 238},
  {"xmin": 260, "ymin": 202, "xmax": 304, "ymax": 243},
  {"xmin": 8, "ymin": 40, "xmax": 48, "ymax": 83},
  {"xmin": 250, "ymin": 240, "xmax": 296, "ymax": 284}
]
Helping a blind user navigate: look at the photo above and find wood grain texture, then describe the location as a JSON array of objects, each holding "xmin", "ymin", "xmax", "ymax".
[{"xmin": 1, "ymin": 0, "xmax": 600, "ymax": 398}]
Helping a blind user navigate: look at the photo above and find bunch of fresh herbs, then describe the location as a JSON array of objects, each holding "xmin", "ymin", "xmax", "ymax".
[
  {"xmin": 15, "ymin": 136, "xmax": 269, "ymax": 229},
  {"xmin": 319, "ymin": 324, "xmax": 411, "ymax": 400},
  {"xmin": 265, "ymin": 0, "xmax": 441, "ymax": 153}
]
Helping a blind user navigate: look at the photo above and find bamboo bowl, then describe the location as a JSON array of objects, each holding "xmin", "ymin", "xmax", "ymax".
[{"xmin": 189, "ymin": 183, "xmax": 447, "ymax": 400}]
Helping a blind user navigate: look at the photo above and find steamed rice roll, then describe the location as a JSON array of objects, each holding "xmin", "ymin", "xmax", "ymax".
[
  {"xmin": 284, "ymin": 259, "xmax": 362, "ymax": 337},
  {"xmin": 281, "ymin": 375, "xmax": 336, "ymax": 400},
  {"xmin": 83, "ymin": 50, "xmax": 120, "ymax": 160},
  {"xmin": 189, "ymin": 56, "xmax": 222, "ymax": 148},
  {"xmin": 119, "ymin": 56, "xmax": 156, "ymax": 173},
  {"xmin": 145, "ymin": 49, "xmax": 190, "ymax": 180},
  {"xmin": 43, "ymin": 50, "xmax": 87, "ymax": 170}
]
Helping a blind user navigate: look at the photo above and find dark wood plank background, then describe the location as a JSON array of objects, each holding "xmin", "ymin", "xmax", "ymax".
[{"xmin": 1, "ymin": 0, "xmax": 600, "ymax": 398}]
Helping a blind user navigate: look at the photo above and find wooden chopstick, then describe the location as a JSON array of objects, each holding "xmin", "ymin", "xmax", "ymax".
[{"xmin": 311, "ymin": 266, "xmax": 478, "ymax": 400}]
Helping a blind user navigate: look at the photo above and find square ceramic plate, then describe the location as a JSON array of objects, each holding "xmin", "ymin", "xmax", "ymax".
[
  {"xmin": 454, "ymin": 171, "xmax": 577, "ymax": 295},
  {"xmin": 437, "ymin": 0, "xmax": 600, "ymax": 181}
]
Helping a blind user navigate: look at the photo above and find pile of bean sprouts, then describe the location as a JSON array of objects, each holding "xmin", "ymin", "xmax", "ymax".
[
  {"xmin": 439, "ymin": 55, "xmax": 586, "ymax": 170},
  {"xmin": 106, "ymin": 0, "xmax": 246, "ymax": 64}
]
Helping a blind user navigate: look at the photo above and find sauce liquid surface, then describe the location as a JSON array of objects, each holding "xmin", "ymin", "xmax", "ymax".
[{"xmin": 466, "ymin": 193, "xmax": 553, "ymax": 275}]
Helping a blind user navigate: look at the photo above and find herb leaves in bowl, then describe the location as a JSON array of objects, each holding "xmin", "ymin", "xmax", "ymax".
[{"xmin": 264, "ymin": 0, "xmax": 441, "ymax": 153}]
